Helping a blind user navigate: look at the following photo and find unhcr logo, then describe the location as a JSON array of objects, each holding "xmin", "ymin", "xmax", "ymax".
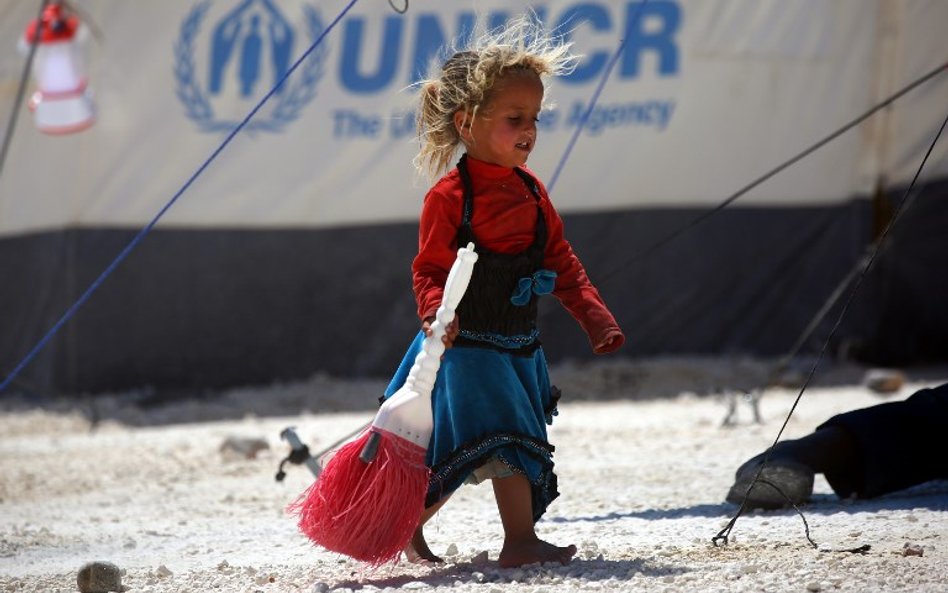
[{"xmin": 174, "ymin": 0, "xmax": 325, "ymax": 133}]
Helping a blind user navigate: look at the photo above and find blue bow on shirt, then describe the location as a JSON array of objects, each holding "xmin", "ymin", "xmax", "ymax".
[{"xmin": 510, "ymin": 269, "xmax": 557, "ymax": 306}]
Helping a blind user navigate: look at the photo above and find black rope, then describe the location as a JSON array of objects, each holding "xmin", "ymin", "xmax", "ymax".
[
  {"xmin": 547, "ymin": 0, "xmax": 651, "ymax": 193},
  {"xmin": 713, "ymin": 107, "xmax": 948, "ymax": 551},
  {"xmin": 387, "ymin": 0, "xmax": 408, "ymax": 14},
  {"xmin": 766, "ymin": 247, "xmax": 871, "ymax": 389},
  {"xmin": 0, "ymin": 0, "xmax": 68, "ymax": 404},
  {"xmin": 0, "ymin": 0, "xmax": 50, "ymax": 180},
  {"xmin": 748, "ymin": 168, "xmax": 933, "ymax": 406},
  {"xmin": 720, "ymin": 246, "xmax": 872, "ymax": 427},
  {"xmin": 596, "ymin": 59, "xmax": 948, "ymax": 286}
]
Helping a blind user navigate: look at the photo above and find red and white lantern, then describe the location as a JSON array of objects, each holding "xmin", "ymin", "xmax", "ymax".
[{"xmin": 20, "ymin": 3, "xmax": 95, "ymax": 135}]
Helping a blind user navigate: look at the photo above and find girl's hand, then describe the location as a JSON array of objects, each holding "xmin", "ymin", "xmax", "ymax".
[
  {"xmin": 593, "ymin": 329, "xmax": 625, "ymax": 354},
  {"xmin": 422, "ymin": 314, "xmax": 460, "ymax": 350}
]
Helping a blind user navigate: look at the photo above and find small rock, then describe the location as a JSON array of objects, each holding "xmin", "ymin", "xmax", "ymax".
[
  {"xmin": 579, "ymin": 540, "xmax": 600, "ymax": 560},
  {"xmin": 444, "ymin": 543, "xmax": 459, "ymax": 556},
  {"xmin": 220, "ymin": 436, "xmax": 270, "ymax": 459},
  {"xmin": 863, "ymin": 369, "xmax": 905, "ymax": 394},
  {"xmin": 77, "ymin": 562, "xmax": 125, "ymax": 593},
  {"xmin": 471, "ymin": 551, "xmax": 489, "ymax": 565},
  {"xmin": 902, "ymin": 543, "xmax": 924, "ymax": 557},
  {"xmin": 155, "ymin": 565, "xmax": 173, "ymax": 579},
  {"xmin": 806, "ymin": 581, "xmax": 821, "ymax": 592}
]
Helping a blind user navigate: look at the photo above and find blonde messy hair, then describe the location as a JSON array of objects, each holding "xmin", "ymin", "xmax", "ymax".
[{"xmin": 414, "ymin": 15, "xmax": 577, "ymax": 179}]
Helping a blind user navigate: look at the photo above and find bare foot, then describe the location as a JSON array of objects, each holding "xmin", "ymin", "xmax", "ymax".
[
  {"xmin": 403, "ymin": 529, "xmax": 444, "ymax": 564},
  {"xmin": 498, "ymin": 537, "xmax": 577, "ymax": 568}
]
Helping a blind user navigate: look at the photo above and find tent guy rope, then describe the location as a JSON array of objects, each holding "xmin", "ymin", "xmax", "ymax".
[
  {"xmin": 595, "ymin": 59, "xmax": 948, "ymax": 285},
  {"xmin": 547, "ymin": 0, "xmax": 651, "ymax": 194},
  {"xmin": 713, "ymin": 106, "xmax": 948, "ymax": 550},
  {"xmin": 0, "ymin": 0, "xmax": 362, "ymax": 396}
]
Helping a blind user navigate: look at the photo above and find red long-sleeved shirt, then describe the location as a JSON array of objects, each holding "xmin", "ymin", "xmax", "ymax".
[{"xmin": 412, "ymin": 156, "xmax": 624, "ymax": 353}]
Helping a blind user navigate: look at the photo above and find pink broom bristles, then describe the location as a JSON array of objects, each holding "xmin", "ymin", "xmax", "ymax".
[
  {"xmin": 289, "ymin": 243, "xmax": 477, "ymax": 567},
  {"xmin": 289, "ymin": 428, "xmax": 429, "ymax": 566}
]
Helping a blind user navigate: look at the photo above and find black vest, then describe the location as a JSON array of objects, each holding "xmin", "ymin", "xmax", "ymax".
[{"xmin": 453, "ymin": 155, "xmax": 547, "ymax": 356}]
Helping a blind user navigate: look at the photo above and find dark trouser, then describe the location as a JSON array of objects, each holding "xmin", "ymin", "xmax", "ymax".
[{"xmin": 819, "ymin": 382, "xmax": 948, "ymax": 499}]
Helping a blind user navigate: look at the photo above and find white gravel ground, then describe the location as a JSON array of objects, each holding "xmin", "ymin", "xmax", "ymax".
[{"xmin": 1, "ymin": 358, "xmax": 947, "ymax": 593}]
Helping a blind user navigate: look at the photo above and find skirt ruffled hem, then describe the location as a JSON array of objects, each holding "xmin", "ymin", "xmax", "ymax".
[{"xmin": 426, "ymin": 431, "xmax": 559, "ymax": 522}]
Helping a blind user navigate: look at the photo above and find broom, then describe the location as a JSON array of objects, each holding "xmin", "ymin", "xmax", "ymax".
[{"xmin": 289, "ymin": 242, "xmax": 478, "ymax": 566}]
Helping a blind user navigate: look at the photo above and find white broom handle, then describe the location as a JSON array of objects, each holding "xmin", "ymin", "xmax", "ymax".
[
  {"xmin": 359, "ymin": 243, "xmax": 478, "ymax": 462},
  {"xmin": 404, "ymin": 242, "xmax": 478, "ymax": 394}
]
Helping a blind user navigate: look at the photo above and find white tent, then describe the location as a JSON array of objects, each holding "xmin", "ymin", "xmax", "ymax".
[{"xmin": 1, "ymin": 0, "xmax": 946, "ymax": 394}]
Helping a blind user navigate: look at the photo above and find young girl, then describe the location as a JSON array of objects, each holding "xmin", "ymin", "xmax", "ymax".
[{"xmin": 384, "ymin": 17, "xmax": 625, "ymax": 568}]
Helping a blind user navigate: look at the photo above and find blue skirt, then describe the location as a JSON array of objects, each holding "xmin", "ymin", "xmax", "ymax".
[{"xmin": 383, "ymin": 332, "xmax": 560, "ymax": 522}]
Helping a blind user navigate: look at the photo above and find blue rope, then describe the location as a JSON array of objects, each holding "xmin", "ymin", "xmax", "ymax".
[
  {"xmin": 0, "ymin": 0, "xmax": 361, "ymax": 396},
  {"xmin": 547, "ymin": 0, "xmax": 651, "ymax": 193}
]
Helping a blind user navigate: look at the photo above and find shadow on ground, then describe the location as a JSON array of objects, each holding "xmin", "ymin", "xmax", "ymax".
[
  {"xmin": 544, "ymin": 481, "xmax": 948, "ymax": 524},
  {"xmin": 326, "ymin": 556, "xmax": 687, "ymax": 590}
]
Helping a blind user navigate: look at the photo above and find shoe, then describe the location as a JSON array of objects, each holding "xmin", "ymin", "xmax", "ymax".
[{"xmin": 726, "ymin": 452, "xmax": 815, "ymax": 510}]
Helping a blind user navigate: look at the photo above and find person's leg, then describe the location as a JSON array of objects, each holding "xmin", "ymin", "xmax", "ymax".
[
  {"xmin": 729, "ymin": 382, "xmax": 948, "ymax": 508},
  {"xmin": 782, "ymin": 425, "xmax": 858, "ymax": 474},
  {"xmin": 819, "ymin": 383, "xmax": 948, "ymax": 498},
  {"xmin": 405, "ymin": 495, "xmax": 451, "ymax": 564},
  {"xmin": 492, "ymin": 474, "xmax": 576, "ymax": 568}
]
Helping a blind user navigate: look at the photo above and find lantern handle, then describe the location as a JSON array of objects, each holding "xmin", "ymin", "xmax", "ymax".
[{"xmin": 60, "ymin": 0, "xmax": 103, "ymax": 43}]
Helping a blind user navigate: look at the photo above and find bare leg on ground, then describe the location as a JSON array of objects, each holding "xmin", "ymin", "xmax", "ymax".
[
  {"xmin": 493, "ymin": 474, "xmax": 576, "ymax": 568},
  {"xmin": 404, "ymin": 495, "xmax": 450, "ymax": 564}
]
